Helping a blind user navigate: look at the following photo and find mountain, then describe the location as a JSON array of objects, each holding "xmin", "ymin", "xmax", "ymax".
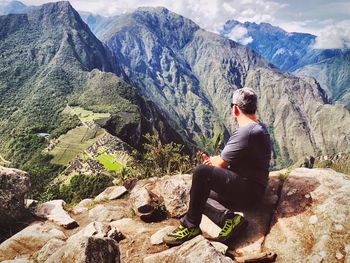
[
  {"xmin": 222, "ymin": 20, "xmax": 350, "ymax": 109},
  {"xmin": 85, "ymin": 7, "xmax": 350, "ymax": 167},
  {"xmin": 295, "ymin": 50, "xmax": 350, "ymax": 109},
  {"xmin": 222, "ymin": 20, "xmax": 316, "ymax": 72},
  {"xmin": 0, "ymin": 0, "xmax": 34, "ymax": 15},
  {"xmin": 0, "ymin": 1, "xmax": 185, "ymax": 196}
]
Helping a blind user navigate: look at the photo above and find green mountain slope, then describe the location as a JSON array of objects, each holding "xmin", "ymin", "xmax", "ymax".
[{"xmin": 0, "ymin": 2, "xmax": 185, "ymax": 196}]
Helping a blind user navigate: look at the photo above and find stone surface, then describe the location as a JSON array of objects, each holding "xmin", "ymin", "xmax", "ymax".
[
  {"xmin": 210, "ymin": 242, "xmax": 228, "ymax": 255},
  {"xmin": 35, "ymin": 238, "xmax": 66, "ymax": 262},
  {"xmin": 110, "ymin": 218, "xmax": 148, "ymax": 236},
  {"xmin": 46, "ymin": 221, "xmax": 121, "ymax": 263},
  {"xmin": 130, "ymin": 184, "xmax": 153, "ymax": 214},
  {"xmin": 200, "ymin": 214, "xmax": 221, "ymax": 238},
  {"xmin": 0, "ymin": 222, "xmax": 66, "ymax": 261},
  {"xmin": 95, "ymin": 185, "xmax": 128, "ymax": 201},
  {"xmin": 88, "ymin": 204, "xmax": 127, "ymax": 222},
  {"xmin": 0, "ymin": 166, "xmax": 30, "ymax": 227},
  {"xmin": 72, "ymin": 198, "xmax": 94, "ymax": 214},
  {"xmin": 34, "ymin": 199, "xmax": 78, "ymax": 229},
  {"xmin": 150, "ymin": 226, "xmax": 177, "ymax": 245},
  {"xmin": 1, "ymin": 259, "xmax": 33, "ymax": 263},
  {"xmin": 263, "ymin": 168, "xmax": 350, "ymax": 262},
  {"xmin": 143, "ymin": 235, "xmax": 233, "ymax": 263},
  {"xmin": 233, "ymin": 174, "xmax": 282, "ymax": 256},
  {"xmin": 153, "ymin": 174, "xmax": 192, "ymax": 218}
]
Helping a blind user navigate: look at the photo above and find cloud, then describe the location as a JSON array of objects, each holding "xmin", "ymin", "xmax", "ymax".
[
  {"xmin": 22, "ymin": 0, "xmax": 285, "ymax": 33},
  {"xmin": 226, "ymin": 25, "xmax": 253, "ymax": 44},
  {"xmin": 313, "ymin": 21, "xmax": 350, "ymax": 49}
]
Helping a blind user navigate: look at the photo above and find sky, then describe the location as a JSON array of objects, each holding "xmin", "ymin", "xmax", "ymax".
[{"xmin": 19, "ymin": 0, "xmax": 350, "ymax": 49}]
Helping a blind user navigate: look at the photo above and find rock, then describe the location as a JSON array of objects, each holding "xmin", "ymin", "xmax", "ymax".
[
  {"xmin": 0, "ymin": 222, "xmax": 66, "ymax": 261},
  {"xmin": 1, "ymin": 259, "xmax": 33, "ymax": 263},
  {"xmin": 152, "ymin": 174, "xmax": 192, "ymax": 217},
  {"xmin": 46, "ymin": 221, "xmax": 121, "ymax": 263},
  {"xmin": 130, "ymin": 184, "xmax": 153, "ymax": 214},
  {"xmin": 143, "ymin": 235, "xmax": 233, "ymax": 263},
  {"xmin": 233, "ymin": 175, "xmax": 283, "ymax": 256},
  {"xmin": 200, "ymin": 214, "xmax": 221, "ymax": 238},
  {"xmin": 150, "ymin": 226, "xmax": 177, "ymax": 245},
  {"xmin": 88, "ymin": 204, "xmax": 127, "ymax": 222},
  {"xmin": 95, "ymin": 186, "xmax": 128, "ymax": 201},
  {"xmin": 210, "ymin": 241, "xmax": 228, "ymax": 255},
  {"xmin": 263, "ymin": 168, "xmax": 350, "ymax": 262},
  {"xmin": 110, "ymin": 218, "xmax": 148, "ymax": 236},
  {"xmin": 72, "ymin": 198, "xmax": 95, "ymax": 215},
  {"xmin": 35, "ymin": 238, "xmax": 66, "ymax": 262},
  {"xmin": 0, "ymin": 166, "xmax": 30, "ymax": 227},
  {"xmin": 34, "ymin": 200, "xmax": 78, "ymax": 229},
  {"xmin": 24, "ymin": 199, "xmax": 38, "ymax": 209}
]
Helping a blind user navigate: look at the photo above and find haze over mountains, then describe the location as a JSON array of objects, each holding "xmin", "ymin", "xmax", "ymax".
[{"xmin": 0, "ymin": 1, "xmax": 349, "ymax": 176}]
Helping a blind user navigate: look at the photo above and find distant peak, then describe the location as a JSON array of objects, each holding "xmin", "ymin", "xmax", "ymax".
[{"xmin": 135, "ymin": 6, "xmax": 170, "ymax": 13}]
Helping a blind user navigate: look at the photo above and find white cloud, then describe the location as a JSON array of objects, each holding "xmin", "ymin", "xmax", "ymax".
[
  {"xmin": 21, "ymin": 0, "xmax": 285, "ymax": 33},
  {"xmin": 313, "ymin": 21, "xmax": 350, "ymax": 49},
  {"xmin": 226, "ymin": 25, "xmax": 253, "ymax": 44}
]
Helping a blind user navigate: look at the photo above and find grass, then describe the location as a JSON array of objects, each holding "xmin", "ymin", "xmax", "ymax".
[
  {"xmin": 50, "ymin": 126, "xmax": 105, "ymax": 165},
  {"xmin": 95, "ymin": 154, "xmax": 124, "ymax": 172},
  {"xmin": 62, "ymin": 106, "xmax": 110, "ymax": 123}
]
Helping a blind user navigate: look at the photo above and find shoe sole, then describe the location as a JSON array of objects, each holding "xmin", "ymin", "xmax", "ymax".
[{"xmin": 164, "ymin": 233, "xmax": 202, "ymax": 247}]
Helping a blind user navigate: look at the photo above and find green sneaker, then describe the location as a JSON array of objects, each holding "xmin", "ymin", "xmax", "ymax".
[
  {"xmin": 163, "ymin": 225, "xmax": 202, "ymax": 246},
  {"xmin": 214, "ymin": 214, "xmax": 248, "ymax": 243}
]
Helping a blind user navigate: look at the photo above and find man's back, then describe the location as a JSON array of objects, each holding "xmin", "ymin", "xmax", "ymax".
[{"xmin": 221, "ymin": 122, "xmax": 271, "ymax": 187}]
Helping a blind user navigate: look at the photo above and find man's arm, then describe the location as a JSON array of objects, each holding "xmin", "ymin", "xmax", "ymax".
[{"xmin": 203, "ymin": 154, "xmax": 228, "ymax": 168}]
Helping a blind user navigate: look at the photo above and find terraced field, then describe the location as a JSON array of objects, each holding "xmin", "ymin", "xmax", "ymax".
[
  {"xmin": 50, "ymin": 126, "xmax": 105, "ymax": 165},
  {"xmin": 62, "ymin": 106, "xmax": 111, "ymax": 123},
  {"xmin": 95, "ymin": 154, "xmax": 124, "ymax": 172}
]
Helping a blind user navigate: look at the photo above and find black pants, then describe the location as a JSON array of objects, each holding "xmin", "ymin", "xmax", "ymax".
[{"xmin": 180, "ymin": 164, "xmax": 265, "ymax": 228}]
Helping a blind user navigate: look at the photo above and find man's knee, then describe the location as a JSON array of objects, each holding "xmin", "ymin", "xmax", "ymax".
[{"xmin": 193, "ymin": 164, "xmax": 212, "ymax": 181}]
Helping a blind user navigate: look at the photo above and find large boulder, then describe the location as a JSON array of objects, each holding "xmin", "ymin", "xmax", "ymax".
[
  {"xmin": 95, "ymin": 186, "xmax": 128, "ymax": 201},
  {"xmin": 34, "ymin": 199, "xmax": 78, "ymax": 229},
  {"xmin": 152, "ymin": 174, "xmax": 192, "ymax": 218},
  {"xmin": 263, "ymin": 168, "xmax": 350, "ymax": 262},
  {"xmin": 0, "ymin": 166, "xmax": 30, "ymax": 227},
  {"xmin": 0, "ymin": 222, "xmax": 66, "ymax": 261},
  {"xmin": 46, "ymin": 221, "xmax": 121, "ymax": 263}
]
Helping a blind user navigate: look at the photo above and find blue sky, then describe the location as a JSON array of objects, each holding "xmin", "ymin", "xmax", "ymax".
[{"xmin": 20, "ymin": 0, "xmax": 350, "ymax": 48}]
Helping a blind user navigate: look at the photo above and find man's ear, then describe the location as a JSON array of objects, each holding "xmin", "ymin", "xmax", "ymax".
[{"xmin": 233, "ymin": 104, "xmax": 240, "ymax": 116}]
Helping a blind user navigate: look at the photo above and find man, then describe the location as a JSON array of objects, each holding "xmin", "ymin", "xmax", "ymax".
[{"xmin": 163, "ymin": 87, "xmax": 272, "ymax": 246}]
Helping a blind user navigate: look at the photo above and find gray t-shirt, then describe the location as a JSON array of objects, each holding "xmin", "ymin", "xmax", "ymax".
[{"xmin": 221, "ymin": 122, "xmax": 272, "ymax": 188}]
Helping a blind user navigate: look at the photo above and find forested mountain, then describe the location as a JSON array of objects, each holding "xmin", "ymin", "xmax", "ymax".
[
  {"xmin": 0, "ymin": 1, "xmax": 185, "ymax": 195},
  {"xmin": 84, "ymin": 7, "xmax": 350, "ymax": 167}
]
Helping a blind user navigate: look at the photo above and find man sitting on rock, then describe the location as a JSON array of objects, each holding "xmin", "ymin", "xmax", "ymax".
[{"xmin": 163, "ymin": 87, "xmax": 272, "ymax": 246}]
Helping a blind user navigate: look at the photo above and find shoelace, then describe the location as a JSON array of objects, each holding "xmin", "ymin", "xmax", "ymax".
[
  {"xmin": 219, "ymin": 220, "xmax": 233, "ymax": 236},
  {"xmin": 170, "ymin": 226, "xmax": 190, "ymax": 238}
]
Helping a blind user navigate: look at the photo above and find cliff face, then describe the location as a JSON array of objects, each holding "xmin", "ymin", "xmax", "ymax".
[{"xmin": 90, "ymin": 7, "xmax": 350, "ymax": 166}]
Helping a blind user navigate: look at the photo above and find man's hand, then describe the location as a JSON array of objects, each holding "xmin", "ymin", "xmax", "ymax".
[{"xmin": 202, "ymin": 153, "xmax": 228, "ymax": 168}]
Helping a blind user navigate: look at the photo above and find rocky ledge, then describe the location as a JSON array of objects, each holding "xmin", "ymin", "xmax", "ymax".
[
  {"xmin": 0, "ymin": 166, "xmax": 30, "ymax": 229},
  {"xmin": 0, "ymin": 168, "xmax": 349, "ymax": 262}
]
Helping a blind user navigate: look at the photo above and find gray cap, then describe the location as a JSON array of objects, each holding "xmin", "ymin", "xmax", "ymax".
[{"xmin": 232, "ymin": 87, "xmax": 257, "ymax": 114}]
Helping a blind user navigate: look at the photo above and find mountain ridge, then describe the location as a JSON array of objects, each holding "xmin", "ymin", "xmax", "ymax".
[{"xmin": 93, "ymin": 6, "xmax": 350, "ymax": 167}]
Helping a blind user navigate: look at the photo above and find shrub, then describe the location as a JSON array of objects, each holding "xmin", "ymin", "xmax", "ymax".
[{"xmin": 59, "ymin": 173, "xmax": 113, "ymax": 204}]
